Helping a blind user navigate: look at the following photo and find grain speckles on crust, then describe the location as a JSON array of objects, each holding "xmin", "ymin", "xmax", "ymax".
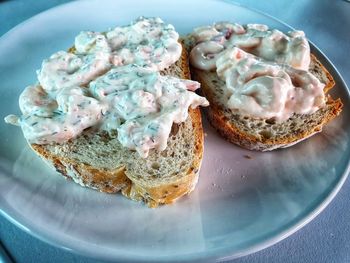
[{"xmin": 30, "ymin": 43, "xmax": 205, "ymax": 208}]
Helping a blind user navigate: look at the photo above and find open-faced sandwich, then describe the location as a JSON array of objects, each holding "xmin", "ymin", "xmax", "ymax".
[
  {"xmin": 187, "ymin": 22, "xmax": 342, "ymax": 151},
  {"xmin": 5, "ymin": 17, "xmax": 209, "ymax": 207}
]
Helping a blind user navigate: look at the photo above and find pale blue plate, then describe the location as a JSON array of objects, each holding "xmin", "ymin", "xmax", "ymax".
[{"xmin": 0, "ymin": 0, "xmax": 349, "ymax": 262}]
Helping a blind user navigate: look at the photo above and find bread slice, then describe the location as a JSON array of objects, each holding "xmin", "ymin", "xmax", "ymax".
[
  {"xmin": 185, "ymin": 37, "xmax": 343, "ymax": 151},
  {"xmin": 30, "ymin": 44, "xmax": 205, "ymax": 208}
]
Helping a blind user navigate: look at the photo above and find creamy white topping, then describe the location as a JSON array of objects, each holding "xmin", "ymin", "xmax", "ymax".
[
  {"xmin": 89, "ymin": 65, "xmax": 208, "ymax": 157},
  {"xmin": 75, "ymin": 31, "xmax": 111, "ymax": 54},
  {"xmin": 5, "ymin": 17, "xmax": 209, "ymax": 158},
  {"xmin": 17, "ymin": 84, "xmax": 106, "ymax": 144},
  {"xmin": 19, "ymin": 85, "xmax": 57, "ymax": 116},
  {"xmin": 189, "ymin": 22, "xmax": 325, "ymax": 121},
  {"xmin": 216, "ymin": 48, "xmax": 325, "ymax": 122},
  {"xmin": 106, "ymin": 17, "xmax": 182, "ymax": 71},
  {"xmin": 37, "ymin": 51, "xmax": 111, "ymax": 92},
  {"xmin": 189, "ymin": 41, "xmax": 224, "ymax": 71},
  {"xmin": 38, "ymin": 17, "xmax": 182, "ymax": 93},
  {"xmin": 190, "ymin": 22, "xmax": 310, "ymax": 71},
  {"xmin": 14, "ymin": 66, "xmax": 208, "ymax": 157},
  {"xmin": 191, "ymin": 22, "xmax": 245, "ymax": 43}
]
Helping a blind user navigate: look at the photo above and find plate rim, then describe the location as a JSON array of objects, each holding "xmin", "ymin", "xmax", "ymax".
[{"xmin": 0, "ymin": 0, "xmax": 349, "ymax": 262}]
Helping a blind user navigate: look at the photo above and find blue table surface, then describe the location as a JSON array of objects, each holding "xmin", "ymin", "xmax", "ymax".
[{"xmin": 0, "ymin": 0, "xmax": 349, "ymax": 262}]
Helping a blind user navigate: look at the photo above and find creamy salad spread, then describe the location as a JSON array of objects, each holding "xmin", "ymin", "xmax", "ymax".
[
  {"xmin": 216, "ymin": 48, "xmax": 324, "ymax": 122},
  {"xmin": 90, "ymin": 66, "xmax": 207, "ymax": 157},
  {"xmin": 5, "ymin": 17, "xmax": 209, "ymax": 158},
  {"xmin": 190, "ymin": 22, "xmax": 324, "ymax": 122},
  {"xmin": 190, "ymin": 23, "xmax": 310, "ymax": 71}
]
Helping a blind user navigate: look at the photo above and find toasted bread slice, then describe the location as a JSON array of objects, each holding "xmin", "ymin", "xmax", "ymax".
[
  {"xmin": 30, "ymin": 44, "xmax": 205, "ymax": 208},
  {"xmin": 185, "ymin": 37, "xmax": 343, "ymax": 151}
]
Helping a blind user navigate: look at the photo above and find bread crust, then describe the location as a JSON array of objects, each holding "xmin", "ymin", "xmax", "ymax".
[
  {"xmin": 191, "ymin": 54, "xmax": 343, "ymax": 151},
  {"xmin": 310, "ymin": 54, "xmax": 335, "ymax": 93},
  {"xmin": 31, "ymin": 144, "xmax": 130, "ymax": 193}
]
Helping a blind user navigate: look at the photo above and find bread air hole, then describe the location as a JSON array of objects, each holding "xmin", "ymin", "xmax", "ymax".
[
  {"xmin": 265, "ymin": 118, "xmax": 276, "ymax": 125},
  {"xmin": 151, "ymin": 162, "xmax": 160, "ymax": 170},
  {"xmin": 259, "ymin": 130, "xmax": 273, "ymax": 139},
  {"xmin": 171, "ymin": 124, "xmax": 179, "ymax": 136}
]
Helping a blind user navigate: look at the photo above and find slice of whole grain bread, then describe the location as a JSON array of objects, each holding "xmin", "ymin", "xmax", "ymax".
[
  {"xmin": 31, "ymin": 43, "xmax": 205, "ymax": 208},
  {"xmin": 185, "ymin": 36, "xmax": 343, "ymax": 151}
]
